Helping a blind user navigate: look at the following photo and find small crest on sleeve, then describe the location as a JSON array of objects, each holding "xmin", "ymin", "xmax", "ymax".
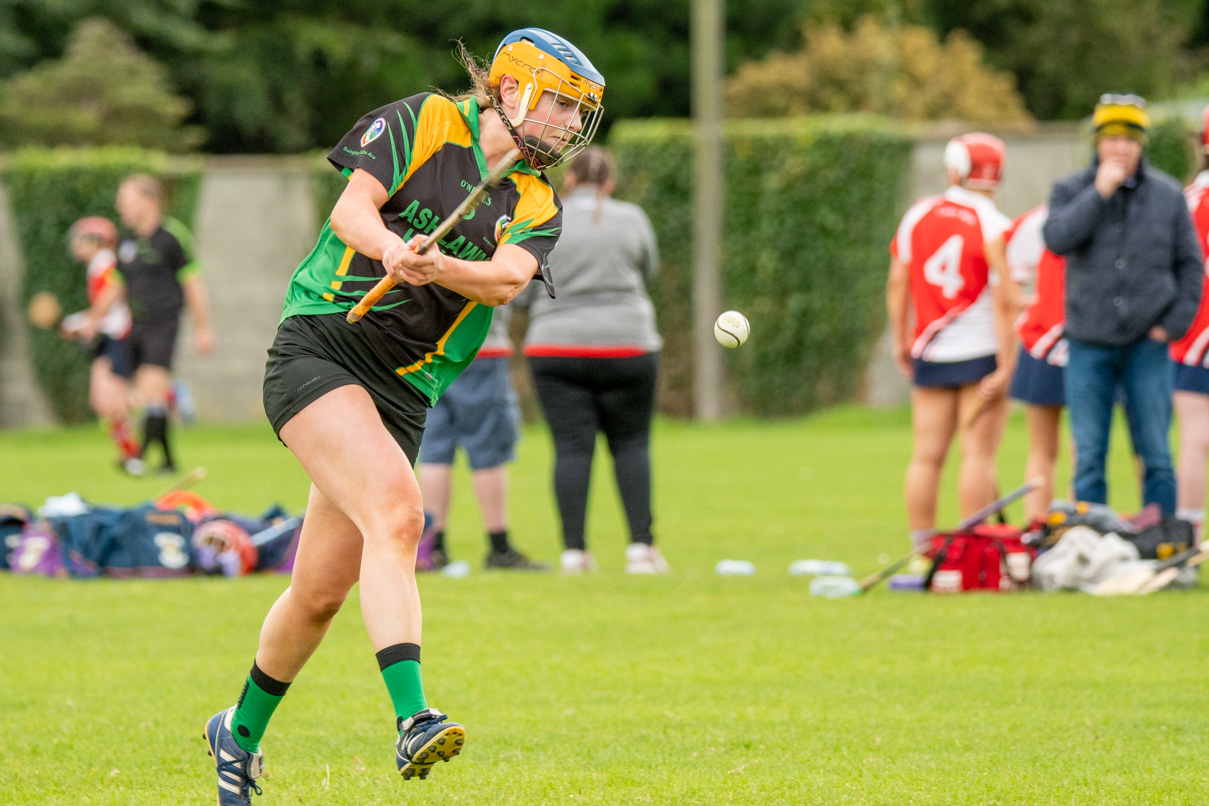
[
  {"xmin": 494, "ymin": 214, "xmax": 513, "ymax": 242},
  {"xmin": 361, "ymin": 118, "xmax": 387, "ymax": 147}
]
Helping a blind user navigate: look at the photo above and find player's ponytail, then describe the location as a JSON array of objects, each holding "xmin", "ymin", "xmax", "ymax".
[
  {"xmin": 448, "ymin": 41, "xmax": 494, "ymax": 108},
  {"xmin": 566, "ymin": 146, "xmax": 615, "ymax": 223}
]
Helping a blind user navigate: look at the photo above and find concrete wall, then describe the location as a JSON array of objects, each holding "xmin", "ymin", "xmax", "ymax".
[
  {"xmin": 0, "ymin": 159, "xmax": 319, "ymax": 427},
  {"xmin": 174, "ymin": 160, "xmax": 318, "ymax": 421},
  {"xmin": 0, "ymin": 125, "xmax": 1093, "ymax": 426}
]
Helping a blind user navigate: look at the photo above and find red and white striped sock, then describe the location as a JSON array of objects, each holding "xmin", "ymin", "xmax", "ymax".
[{"xmin": 106, "ymin": 416, "xmax": 142, "ymax": 460}]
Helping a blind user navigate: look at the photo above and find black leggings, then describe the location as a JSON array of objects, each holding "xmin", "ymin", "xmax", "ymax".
[{"xmin": 529, "ymin": 353, "xmax": 658, "ymax": 551}]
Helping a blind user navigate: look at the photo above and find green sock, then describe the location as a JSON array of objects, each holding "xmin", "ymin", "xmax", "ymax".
[
  {"xmin": 377, "ymin": 644, "xmax": 427, "ymax": 729},
  {"xmin": 231, "ymin": 663, "xmax": 290, "ymax": 753}
]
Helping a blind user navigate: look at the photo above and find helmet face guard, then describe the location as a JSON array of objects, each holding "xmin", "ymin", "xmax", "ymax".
[{"xmin": 489, "ymin": 29, "xmax": 605, "ymax": 170}]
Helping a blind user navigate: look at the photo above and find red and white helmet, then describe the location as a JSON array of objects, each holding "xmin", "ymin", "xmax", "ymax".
[
  {"xmin": 943, "ymin": 133, "xmax": 1006, "ymax": 191},
  {"xmin": 193, "ymin": 518, "xmax": 258, "ymax": 577},
  {"xmin": 68, "ymin": 216, "xmax": 118, "ymax": 248}
]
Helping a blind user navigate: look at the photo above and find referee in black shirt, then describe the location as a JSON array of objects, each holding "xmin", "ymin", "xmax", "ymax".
[{"xmin": 113, "ymin": 174, "xmax": 213, "ymax": 474}]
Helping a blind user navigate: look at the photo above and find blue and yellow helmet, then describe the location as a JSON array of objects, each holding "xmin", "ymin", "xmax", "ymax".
[{"xmin": 488, "ymin": 28, "xmax": 605, "ymax": 169}]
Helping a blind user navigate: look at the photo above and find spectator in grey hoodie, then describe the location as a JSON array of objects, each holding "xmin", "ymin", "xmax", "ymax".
[
  {"xmin": 1043, "ymin": 93, "xmax": 1203, "ymax": 514},
  {"xmin": 514, "ymin": 147, "xmax": 667, "ymax": 574}
]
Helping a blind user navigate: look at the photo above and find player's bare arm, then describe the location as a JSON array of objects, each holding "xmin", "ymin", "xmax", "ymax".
[
  {"xmin": 885, "ymin": 256, "xmax": 912, "ymax": 378},
  {"xmin": 980, "ymin": 236, "xmax": 1015, "ymax": 399},
  {"xmin": 72, "ymin": 277, "xmax": 124, "ymax": 341},
  {"xmin": 334, "ymin": 168, "xmax": 537, "ymax": 308},
  {"xmin": 329, "ymin": 168, "xmax": 409, "ymax": 261},
  {"xmin": 388, "ymin": 237, "xmax": 536, "ymax": 307},
  {"xmin": 182, "ymin": 275, "xmax": 215, "ymax": 356}
]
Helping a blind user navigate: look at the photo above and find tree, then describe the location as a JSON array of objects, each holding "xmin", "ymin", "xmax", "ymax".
[
  {"xmin": 0, "ymin": 17, "xmax": 202, "ymax": 151},
  {"xmin": 0, "ymin": 1, "xmax": 826, "ymax": 153},
  {"xmin": 723, "ymin": 15, "xmax": 1031, "ymax": 122},
  {"xmin": 924, "ymin": 0, "xmax": 1194, "ymax": 119}
]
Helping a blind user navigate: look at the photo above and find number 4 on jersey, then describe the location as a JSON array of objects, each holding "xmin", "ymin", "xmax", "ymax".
[{"xmin": 924, "ymin": 235, "xmax": 965, "ymax": 299}]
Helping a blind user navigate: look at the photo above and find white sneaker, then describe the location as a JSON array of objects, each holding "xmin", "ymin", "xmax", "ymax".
[
  {"xmin": 560, "ymin": 549, "xmax": 596, "ymax": 575},
  {"xmin": 625, "ymin": 543, "xmax": 670, "ymax": 575}
]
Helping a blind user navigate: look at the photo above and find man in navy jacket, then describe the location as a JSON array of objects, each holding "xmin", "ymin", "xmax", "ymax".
[{"xmin": 1044, "ymin": 94, "xmax": 1203, "ymax": 514}]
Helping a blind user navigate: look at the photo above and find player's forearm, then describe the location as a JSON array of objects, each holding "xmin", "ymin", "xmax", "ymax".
[
  {"xmin": 183, "ymin": 277, "xmax": 212, "ymax": 329},
  {"xmin": 436, "ymin": 255, "xmax": 534, "ymax": 307},
  {"xmin": 991, "ymin": 288, "xmax": 1017, "ymax": 371},
  {"xmin": 886, "ymin": 263, "xmax": 910, "ymax": 348}
]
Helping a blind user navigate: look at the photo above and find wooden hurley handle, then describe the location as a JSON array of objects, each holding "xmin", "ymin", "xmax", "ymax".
[
  {"xmin": 346, "ymin": 147, "xmax": 522, "ymax": 324},
  {"xmin": 346, "ymin": 276, "xmax": 398, "ymax": 324},
  {"xmin": 152, "ymin": 466, "xmax": 207, "ymax": 500}
]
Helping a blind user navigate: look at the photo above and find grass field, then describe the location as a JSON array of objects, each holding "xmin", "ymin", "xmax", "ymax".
[{"xmin": 1, "ymin": 407, "xmax": 1206, "ymax": 805}]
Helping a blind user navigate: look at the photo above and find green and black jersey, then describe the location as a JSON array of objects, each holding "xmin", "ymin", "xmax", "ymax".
[
  {"xmin": 281, "ymin": 93, "xmax": 562, "ymax": 405},
  {"xmin": 116, "ymin": 218, "xmax": 200, "ymax": 326}
]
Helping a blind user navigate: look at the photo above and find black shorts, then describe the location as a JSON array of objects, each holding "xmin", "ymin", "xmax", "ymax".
[
  {"xmin": 128, "ymin": 318, "xmax": 180, "ymax": 371},
  {"xmin": 94, "ymin": 336, "xmax": 133, "ymax": 379},
  {"xmin": 263, "ymin": 313, "xmax": 428, "ymax": 463}
]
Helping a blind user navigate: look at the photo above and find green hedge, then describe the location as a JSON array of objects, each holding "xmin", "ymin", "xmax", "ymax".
[
  {"xmin": 1, "ymin": 148, "xmax": 201, "ymax": 423},
  {"xmin": 609, "ymin": 118, "xmax": 912, "ymax": 416},
  {"xmin": 1148, "ymin": 117, "xmax": 1196, "ymax": 184}
]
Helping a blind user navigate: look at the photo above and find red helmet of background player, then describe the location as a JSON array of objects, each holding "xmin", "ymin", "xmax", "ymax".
[
  {"xmin": 1201, "ymin": 104, "xmax": 1209, "ymax": 149},
  {"xmin": 943, "ymin": 133, "xmax": 1006, "ymax": 191},
  {"xmin": 68, "ymin": 216, "xmax": 118, "ymax": 249}
]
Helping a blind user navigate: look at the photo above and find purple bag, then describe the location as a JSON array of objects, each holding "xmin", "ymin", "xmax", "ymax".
[{"xmin": 9, "ymin": 521, "xmax": 65, "ymax": 577}]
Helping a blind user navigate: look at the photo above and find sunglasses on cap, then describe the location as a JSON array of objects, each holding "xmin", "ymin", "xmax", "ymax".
[{"xmin": 1098, "ymin": 93, "xmax": 1147, "ymax": 109}]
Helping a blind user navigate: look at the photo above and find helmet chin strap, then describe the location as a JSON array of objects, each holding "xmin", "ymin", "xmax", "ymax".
[{"xmin": 492, "ymin": 97, "xmax": 561, "ymax": 170}]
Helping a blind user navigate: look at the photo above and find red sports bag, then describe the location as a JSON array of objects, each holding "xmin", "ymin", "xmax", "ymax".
[{"xmin": 924, "ymin": 523, "xmax": 1036, "ymax": 593}]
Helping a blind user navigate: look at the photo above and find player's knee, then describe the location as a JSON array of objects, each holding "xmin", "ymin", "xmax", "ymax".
[
  {"xmin": 295, "ymin": 587, "xmax": 348, "ymax": 623},
  {"xmin": 909, "ymin": 448, "xmax": 946, "ymax": 470},
  {"xmin": 363, "ymin": 498, "xmax": 425, "ymax": 552}
]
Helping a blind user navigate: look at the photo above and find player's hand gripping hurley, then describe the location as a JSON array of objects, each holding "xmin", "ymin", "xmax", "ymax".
[{"xmin": 346, "ymin": 148, "xmax": 522, "ymax": 324}]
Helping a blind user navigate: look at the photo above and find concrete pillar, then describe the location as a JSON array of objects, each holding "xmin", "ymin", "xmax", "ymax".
[{"xmin": 0, "ymin": 184, "xmax": 55, "ymax": 427}]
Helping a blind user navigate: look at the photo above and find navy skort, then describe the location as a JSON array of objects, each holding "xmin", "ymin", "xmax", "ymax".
[
  {"xmin": 1009, "ymin": 346, "xmax": 1065, "ymax": 407},
  {"xmin": 912, "ymin": 354, "xmax": 997, "ymax": 389},
  {"xmin": 94, "ymin": 335, "xmax": 133, "ymax": 379},
  {"xmin": 1173, "ymin": 361, "xmax": 1209, "ymax": 395}
]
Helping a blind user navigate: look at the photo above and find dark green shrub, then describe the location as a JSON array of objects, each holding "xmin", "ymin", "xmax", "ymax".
[
  {"xmin": 1148, "ymin": 117, "xmax": 1196, "ymax": 184},
  {"xmin": 609, "ymin": 117, "xmax": 912, "ymax": 416},
  {"xmin": 1, "ymin": 147, "xmax": 201, "ymax": 423}
]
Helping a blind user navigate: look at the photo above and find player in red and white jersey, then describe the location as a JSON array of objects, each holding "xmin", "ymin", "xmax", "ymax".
[
  {"xmin": 1170, "ymin": 105, "xmax": 1209, "ymax": 538},
  {"xmin": 62, "ymin": 216, "xmax": 140, "ymax": 464},
  {"xmin": 1004, "ymin": 205, "xmax": 1068, "ymax": 520},
  {"xmin": 887, "ymin": 133, "xmax": 1016, "ymax": 549}
]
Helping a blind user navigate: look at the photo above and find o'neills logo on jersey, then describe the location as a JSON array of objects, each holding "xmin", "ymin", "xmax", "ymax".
[
  {"xmin": 361, "ymin": 118, "xmax": 386, "ymax": 147},
  {"xmin": 119, "ymin": 240, "xmax": 137, "ymax": 263},
  {"xmin": 493, "ymin": 215, "xmax": 512, "ymax": 242}
]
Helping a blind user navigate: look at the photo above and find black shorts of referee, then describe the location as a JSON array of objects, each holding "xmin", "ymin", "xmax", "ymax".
[{"xmin": 127, "ymin": 317, "xmax": 180, "ymax": 371}]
